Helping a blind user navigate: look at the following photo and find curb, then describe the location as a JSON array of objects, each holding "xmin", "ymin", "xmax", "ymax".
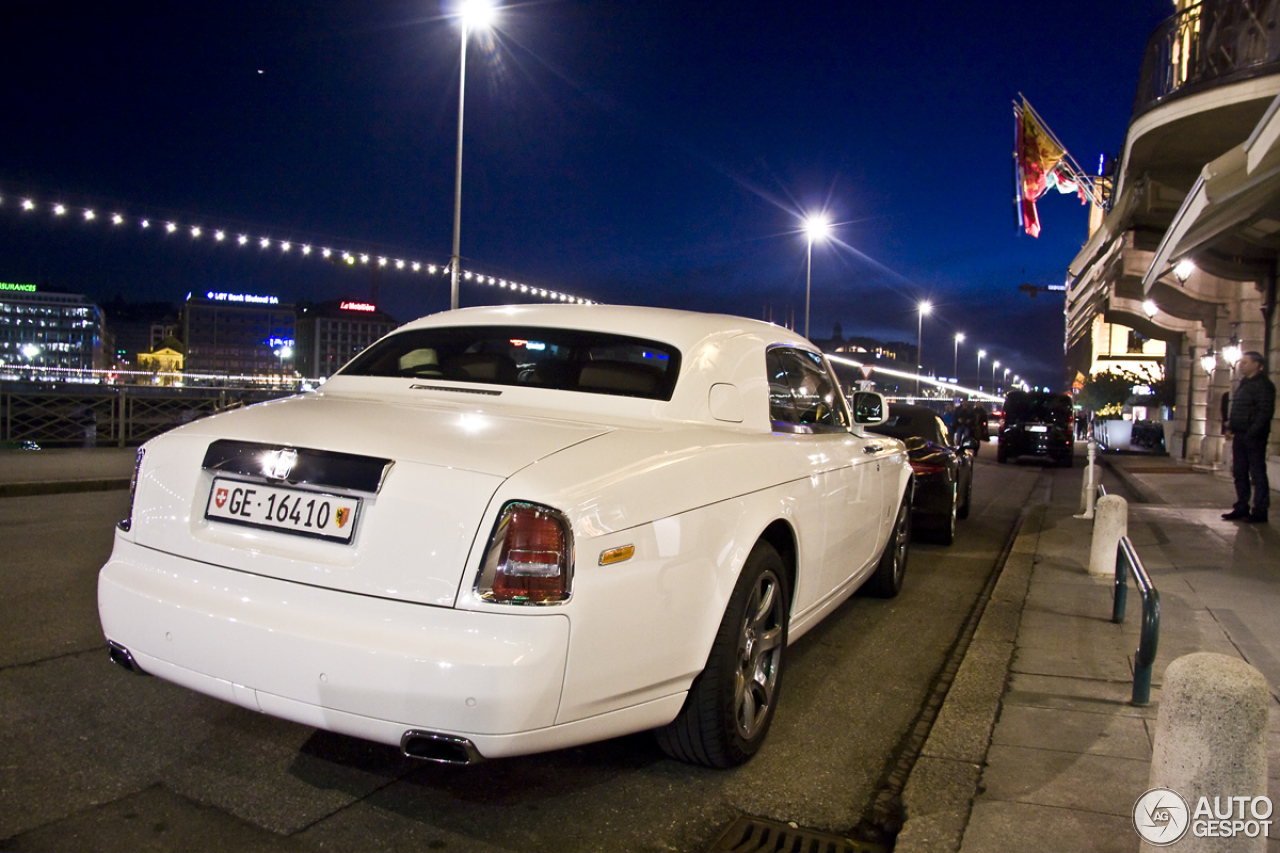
[
  {"xmin": 1099, "ymin": 457, "xmax": 1163, "ymax": 505},
  {"xmin": 0, "ymin": 479, "xmax": 131, "ymax": 498},
  {"xmin": 893, "ymin": 502, "xmax": 1046, "ymax": 853}
]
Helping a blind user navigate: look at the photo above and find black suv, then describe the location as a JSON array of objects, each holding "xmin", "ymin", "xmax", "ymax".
[{"xmin": 997, "ymin": 390, "xmax": 1074, "ymax": 467}]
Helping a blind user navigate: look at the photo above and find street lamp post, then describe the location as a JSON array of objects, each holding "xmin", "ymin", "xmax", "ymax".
[
  {"xmin": 449, "ymin": 0, "xmax": 498, "ymax": 311},
  {"xmin": 953, "ymin": 332, "xmax": 964, "ymax": 383},
  {"xmin": 916, "ymin": 300, "xmax": 931, "ymax": 396},
  {"xmin": 803, "ymin": 214, "xmax": 831, "ymax": 340},
  {"xmin": 1003, "ymin": 368, "xmax": 1010, "ymax": 392},
  {"xmin": 976, "ymin": 349, "xmax": 986, "ymax": 393},
  {"xmin": 992, "ymin": 360, "xmax": 1000, "ymax": 391}
]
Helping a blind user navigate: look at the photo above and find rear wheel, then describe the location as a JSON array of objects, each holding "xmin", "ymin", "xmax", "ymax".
[
  {"xmin": 866, "ymin": 488, "xmax": 911, "ymax": 597},
  {"xmin": 956, "ymin": 472, "xmax": 973, "ymax": 520},
  {"xmin": 656, "ymin": 541, "xmax": 790, "ymax": 767},
  {"xmin": 925, "ymin": 483, "xmax": 956, "ymax": 545}
]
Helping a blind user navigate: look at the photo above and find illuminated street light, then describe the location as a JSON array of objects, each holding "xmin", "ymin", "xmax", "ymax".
[
  {"xmin": 802, "ymin": 213, "xmax": 831, "ymax": 340},
  {"xmin": 953, "ymin": 332, "xmax": 965, "ymax": 383},
  {"xmin": 916, "ymin": 300, "xmax": 932, "ymax": 396},
  {"xmin": 1142, "ymin": 299, "xmax": 1158, "ymax": 319},
  {"xmin": 1200, "ymin": 347, "xmax": 1217, "ymax": 373},
  {"xmin": 1174, "ymin": 259, "xmax": 1196, "ymax": 282},
  {"xmin": 976, "ymin": 349, "xmax": 986, "ymax": 391},
  {"xmin": 992, "ymin": 359, "xmax": 1000, "ymax": 388},
  {"xmin": 449, "ymin": 0, "xmax": 499, "ymax": 311}
]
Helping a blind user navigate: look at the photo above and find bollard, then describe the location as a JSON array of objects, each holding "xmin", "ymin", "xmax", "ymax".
[
  {"xmin": 1077, "ymin": 464, "xmax": 1101, "ymax": 517},
  {"xmin": 1088, "ymin": 494, "xmax": 1127, "ymax": 578},
  {"xmin": 1144, "ymin": 653, "xmax": 1270, "ymax": 852},
  {"xmin": 1075, "ymin": 438, "xmax": 1100, "ymax": 519}
]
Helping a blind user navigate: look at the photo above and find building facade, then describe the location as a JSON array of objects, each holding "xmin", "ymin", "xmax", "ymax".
[
  {"xmin": 182, "ymin": 291, "xmax": 296, "ymax": 378},
  {"xmin": 295, "ymin": 299, "xmax": 398, "ymax": 379},
  {"xmin": 0, "ymin": 282, "xmax": 105, "ymax": 373},
  {"xmin": 1066, "ymin": 0, "xmax": 1280, "ymax": 464}
]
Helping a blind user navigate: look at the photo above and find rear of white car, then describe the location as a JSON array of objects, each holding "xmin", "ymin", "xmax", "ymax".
[{"xmin": 98, "ymin": 305, "xmax": 907, "ymax": 765}]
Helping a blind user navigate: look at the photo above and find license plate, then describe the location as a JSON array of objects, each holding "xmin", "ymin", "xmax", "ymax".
[
  {"xmin": 206, "ymin": 478, "xmax": 361, "ymax": 543},
  {"xmin": 1028, "ymin": 425, "xmax": 1049, "ymax": 433}
]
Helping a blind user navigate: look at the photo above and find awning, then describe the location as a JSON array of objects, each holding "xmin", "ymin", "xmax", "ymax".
[{"xmin": 1143, "ymin": 91, "xmax": 1280, "ymax": 292}]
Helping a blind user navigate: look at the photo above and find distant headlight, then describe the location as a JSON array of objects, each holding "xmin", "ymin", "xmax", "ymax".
[
  {"xmin": 476, "ymin": 501, "xmax": 573, "ymax": 605},
  {"xmin": 117, "ymin": 447, "xmax": 146, "ymax": 532}
]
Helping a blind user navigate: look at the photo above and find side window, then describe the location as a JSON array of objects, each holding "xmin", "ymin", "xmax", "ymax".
[{"xmin": 766, "ymin": 347, "xmax": 849, "ymax": 432}]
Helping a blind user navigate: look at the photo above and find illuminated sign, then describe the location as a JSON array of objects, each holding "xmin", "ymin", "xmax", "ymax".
[
  {"xmin": 0, "ymin": 282, "xmax": 37, "ymax": 292},
  {"xmin": 340, "ymin": 301, "xmax": 376, "ymax": 312},
  {"xmin": 267, "ymin": 337, "xmax": 295, "ymax": 348},
  {"xmin": 204, "ymin": 291, "xmax": 280, "ymax": 305}
]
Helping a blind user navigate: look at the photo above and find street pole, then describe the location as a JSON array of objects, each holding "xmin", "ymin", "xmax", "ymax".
[{"xmin": 449, "ymin": 21, "xmax": 468, "ymax": 311}]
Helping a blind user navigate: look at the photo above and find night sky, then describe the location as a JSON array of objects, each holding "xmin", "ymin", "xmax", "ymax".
[{"xmin": 0, "ymin": 1, "xmax": 1173, "ymax": 389}]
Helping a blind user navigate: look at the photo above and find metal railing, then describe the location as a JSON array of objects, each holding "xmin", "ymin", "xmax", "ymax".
[
  {"xmin": 1, "ymin": 386, "xmax": 296, "ymax": 448},
  {"xmin": 1094, "ymin": 481, "xmax": 1161, "ymax": 706},
  {"xmin": 1133, "ymin": 0, "xmax": 1280, "ymax": 118},
  {"xmin": 1113, "ymin": 537, "xmax": 1161, "ymax": 706}
]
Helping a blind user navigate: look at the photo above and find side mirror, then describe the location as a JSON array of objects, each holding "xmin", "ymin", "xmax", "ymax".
[{"xmin": 851, "ymin": 391, "xmax": 887, "ymax": 426}]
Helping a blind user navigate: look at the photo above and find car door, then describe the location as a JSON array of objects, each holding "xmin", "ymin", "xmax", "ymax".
[{"xmin": 766, "ymin": 347, "xmax": 883, "ymax": 610}]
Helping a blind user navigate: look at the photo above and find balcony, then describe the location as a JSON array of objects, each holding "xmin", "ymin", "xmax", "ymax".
[
  {"xmin": 1134, "ymin": 0, "xmax": 1280, "ymax": 119},
  {"xmin": 1121, "ymin": 0, "xmax": 1280, "ymax": 205}
]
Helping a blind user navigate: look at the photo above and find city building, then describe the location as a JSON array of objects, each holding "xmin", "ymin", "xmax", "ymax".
[
  {"xmin": 100, "ymin": 297, "xmax": 181, "ymax": 369},
  {"xmin": 1066, "ymin": 0, "xmax": 1280, "ymax": 464},
  {"xmin": 0, "ymin": 282, "xmax": 106, "ymax": 373},
  {"xmin": 137, "ymin": 336, "xmax": 185, "ymax": 385},
  {"xmin": 182, "ymin": 290, "xmax": 296, "ymax": 378},
  {"xmin": 295, "ymin": 299, "xmax": 398, "ymax": 379}
]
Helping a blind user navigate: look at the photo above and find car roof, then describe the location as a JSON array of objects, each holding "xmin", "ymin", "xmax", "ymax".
[{"xmin": 397, "ymin": 304, "xmax": 812, "ymax": 354}]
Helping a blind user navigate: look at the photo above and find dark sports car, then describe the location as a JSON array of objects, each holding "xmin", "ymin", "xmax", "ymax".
[{"xmin": 869, "ymin": 404, "xmax": 977, "ymax": 545}]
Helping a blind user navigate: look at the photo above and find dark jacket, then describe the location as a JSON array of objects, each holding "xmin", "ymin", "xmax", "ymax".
[{"xmin": 1228, "ymin": 372, "xmax": 1276, "ymax": 441}]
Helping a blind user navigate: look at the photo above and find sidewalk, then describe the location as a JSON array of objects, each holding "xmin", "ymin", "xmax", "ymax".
[
  {"xmin": 898, "ymin": 451, "xmax": 1280, "ymax": 853},
  {"xmin": 0, "ymin": 446, "xmax": 137, "ymax": 496}
]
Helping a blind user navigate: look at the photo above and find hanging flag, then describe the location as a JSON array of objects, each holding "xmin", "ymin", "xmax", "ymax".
[{"xmin": 1015, "ymin": 99, "xmax": 1066, "ymax": 238}]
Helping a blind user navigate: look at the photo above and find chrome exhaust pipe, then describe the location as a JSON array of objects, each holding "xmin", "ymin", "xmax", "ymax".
[
  {"xmin": 107, "ymin": 641, "xmax": 148, "ymax": 675},
  {"xmin": 400, "ymin": 730, "xmax": 483, "ymax": 765}
]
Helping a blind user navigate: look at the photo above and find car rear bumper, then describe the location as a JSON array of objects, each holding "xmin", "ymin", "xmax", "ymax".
[{"xmin": 98, "ymin": 536, "xmax": 680, "ymax": 758}]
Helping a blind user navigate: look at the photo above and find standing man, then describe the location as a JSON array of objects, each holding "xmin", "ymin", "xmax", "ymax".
[{"xmin": 1222, "ymin": 351, "xmax": 1276, "ymax": 523}]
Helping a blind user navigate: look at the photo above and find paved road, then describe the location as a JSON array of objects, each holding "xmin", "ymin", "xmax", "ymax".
[{"xmin": 0, "ymin": 452, "xmax": 1043, "ymax": 852}]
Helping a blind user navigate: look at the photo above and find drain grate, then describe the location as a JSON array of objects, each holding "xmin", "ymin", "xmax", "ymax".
[{"xmin": 706, "ymin": 816, "xmax": 888, "ymax": 853}]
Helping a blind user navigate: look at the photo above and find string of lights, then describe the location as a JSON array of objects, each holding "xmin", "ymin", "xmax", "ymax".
[{"xmin": 0, "ymin": 188, "xmax": 595, "ymax": 306}]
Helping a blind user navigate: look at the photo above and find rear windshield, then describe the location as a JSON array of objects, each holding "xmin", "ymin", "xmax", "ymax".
[
  {"xmin": 338, "ymin": 325, "xmax": 681, "ymax": 400},
  {"xmin": 1004, "ymin": 392, "xmax": 1073, "ymax": 425}
]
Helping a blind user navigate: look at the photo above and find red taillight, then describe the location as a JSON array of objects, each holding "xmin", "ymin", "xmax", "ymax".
[
  {"xmin": 477, "ymin": 502, "xmax": 573, "ymax": 604},
  {"xmin": 117, "ymin": 447, "xmax": 146, "ymax": 532},
  {"xmin": 910, "ymin": 460, "xmax": 945, "ymax": 476}
]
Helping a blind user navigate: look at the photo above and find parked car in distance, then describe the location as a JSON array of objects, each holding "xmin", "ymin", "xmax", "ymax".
[
  {"xmin": 869, "ymin": 403, "xmax": 976, "ymax": 545},
  {"xmin": 98, "ymin": 305, "xmax": 914, "ymax": 769},
  {"xmin": 998, "ymin": 390, "xmax": 1075, "ymax": 466}
]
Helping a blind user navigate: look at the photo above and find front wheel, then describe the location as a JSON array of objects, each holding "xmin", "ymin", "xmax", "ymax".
[
  {"xmin": 656, "ymin": 541, "xmax": 790, "ymax": 768},
  {"xmin": 865, "ymin": 488, "xmax": 911, "ymax": 597}
]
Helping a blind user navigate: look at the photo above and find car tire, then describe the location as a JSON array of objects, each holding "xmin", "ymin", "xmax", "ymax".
[
  {"xmin": 655, "ymin": 541, "xmax": 790, "ymax": 768},
  {"xmin": 865, "ymin": 487, "xmax": 911, "ymax": 597},
  {"xmin": 956, "ymin": 473, "xmax": 972, "ymax": 520},
  {"xmin": 925, "ymin": 484, "xmax": 957, "ymax": 546},
  {"xmin": 997, "ymin": 445, "xmax": 1009, "ymax": 464}
]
